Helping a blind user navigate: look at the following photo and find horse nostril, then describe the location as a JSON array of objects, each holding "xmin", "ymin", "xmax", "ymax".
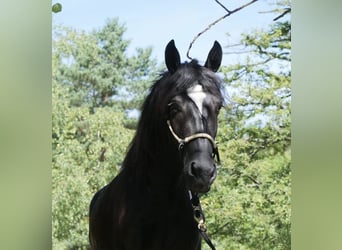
[{"xmin": 190, "ymin": 161, "xmax": 201, "ymax": 178}]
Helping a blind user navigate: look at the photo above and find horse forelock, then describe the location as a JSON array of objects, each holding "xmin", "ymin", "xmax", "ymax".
[{"xmin": 156, "ymin": 60, "xmax": 223, "ymax": 104}]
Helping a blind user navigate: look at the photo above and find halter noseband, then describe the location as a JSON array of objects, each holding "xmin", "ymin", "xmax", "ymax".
[{"xmin": 166, "ymin": 120, "xmax": 220, "ymax": 164}]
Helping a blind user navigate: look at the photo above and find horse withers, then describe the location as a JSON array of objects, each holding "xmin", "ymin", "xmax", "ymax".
[{"xmin": 89, "ymin": 39, "xmax": 223, "ymax": 250}]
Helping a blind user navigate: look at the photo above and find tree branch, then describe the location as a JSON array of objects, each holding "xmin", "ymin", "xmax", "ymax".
[
  {"xmin": 258, "ymin": 7, "xmax": 291, "ymax": 21},
  {"xmin": 186, "ymin": 0, "xmax": 259, "ymax": 60},
  {"xmin": 214, "ymin": 0, "xmax": 230, "ymax": 13},
  {"xmin": 273, "ymin": 8, "xmax": 291, "ymax": 21}
]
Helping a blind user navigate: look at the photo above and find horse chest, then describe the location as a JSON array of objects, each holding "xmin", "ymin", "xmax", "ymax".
[{"xmin": 122, "ymin": 196, "xmax": 201, "ymax": 250}]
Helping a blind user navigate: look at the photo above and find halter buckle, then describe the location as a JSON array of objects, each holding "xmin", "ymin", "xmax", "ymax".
[
  {"xmin": 178, "ymin": 140, "xmax": 185, "ymax": 151},
  {"xmin": 190, "ymin": 192, "xmax": 216, "ymax": 249}
]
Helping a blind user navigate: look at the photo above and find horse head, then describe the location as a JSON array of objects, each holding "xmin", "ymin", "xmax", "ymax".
[{"xmin": 164, "ymin": 40, "xmax": 223, "ymax": 193}]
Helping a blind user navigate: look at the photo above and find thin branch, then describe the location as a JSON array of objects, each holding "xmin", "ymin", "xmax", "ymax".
[
  {"xmin": 211, "ymin": 220, "xmax": 230, "ymax": 235},
  {"xmin": 214, "ymin": 0, "xmax": 230, "ymax": 13},
  {"xmin": 186, "ymin": 0, "xmax": 259, "ymax": 60},
  {"xmin": 258, "ymin": 10, "xmax": 277, "ymax": 14},
  {"xmin": 258, "ymin": 7, "xmax": 291, "ymax": 21},
  {"xmin": 224, "ymin": 49, "xmax": 255, "ymax": 55},
  {"xmin": 273, "ymin": 8, "xmax": 291, "ymax": 21},
  {"xmin": 246, "ymin": 174, "xmax": 261, "ymax": 186},
  {"xmin": 224, "ymin": 42, "xmax": 244, "ymax": 48}
]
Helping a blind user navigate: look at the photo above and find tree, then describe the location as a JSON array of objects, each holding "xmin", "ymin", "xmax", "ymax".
[
  {"xmin": 202, "ymin": 1, "xmax": 291, "ymax": 249},
  {"xmin": 52, "ymin": 80, "xmax": 135, "ymax": 248},
  {"xmin": 53, "ymin": 18, "xmax": 158, "ymax": 113}
]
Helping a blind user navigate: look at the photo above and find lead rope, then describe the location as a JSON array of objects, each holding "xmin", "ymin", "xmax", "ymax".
[{"xmin": 190, "ymin": 191, "xmax": 216, "ymax": 250}]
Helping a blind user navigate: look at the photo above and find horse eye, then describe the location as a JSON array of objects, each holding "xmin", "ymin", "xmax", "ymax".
[{"xmin": 167, "ymin": 102, "xmax": 180, "ymax": 117}]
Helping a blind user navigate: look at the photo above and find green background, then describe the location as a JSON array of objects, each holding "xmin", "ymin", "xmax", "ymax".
[
  {"xmin": 1, "ymin": 0, "xmax": 342, "ymax": 249},
  {"xmin": 292, "ymin": 1, "xmax": 342, "ymax": 249},
  {"xmin": 0, "ymin": 1, "xmax": 51, "ymax": 249}
]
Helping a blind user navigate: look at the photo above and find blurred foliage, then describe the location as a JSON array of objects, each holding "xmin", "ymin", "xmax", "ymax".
[
  {"xmin": 52, "ymin": 81, "xmax": 134, "ymax": 248},
  {"xmin": 52, "ymin": 1, "xmax": 291, "ymax": 248}
]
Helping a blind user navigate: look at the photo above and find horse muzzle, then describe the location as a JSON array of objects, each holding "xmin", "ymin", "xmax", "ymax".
[
  {"xmin": 184, "ymin": 153, "xmax": 217, "ymax": 193},
  {"xmin": 166, "ymin": 120, "xmax": 220, "ymax": 193}
]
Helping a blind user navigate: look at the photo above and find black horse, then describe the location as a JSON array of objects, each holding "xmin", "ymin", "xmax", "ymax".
[{"xmin": 89, "ymin": 40, "xmax": 223, "ymax": 250}]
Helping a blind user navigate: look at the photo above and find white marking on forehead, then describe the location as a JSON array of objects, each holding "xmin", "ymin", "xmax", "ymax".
[{"xmin": 187, "ymin": 84, "xmax": 206, "ymax": 114}]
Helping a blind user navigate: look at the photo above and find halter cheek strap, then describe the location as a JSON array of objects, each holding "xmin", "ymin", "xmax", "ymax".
[{"xmin": 166, "ymin": 120, "xmax": 220, "ymax": 164}]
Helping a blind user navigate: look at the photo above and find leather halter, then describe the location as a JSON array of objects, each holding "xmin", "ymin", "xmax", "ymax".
[{"xmin": 166, "ymin": 120, "xmax": 220, "ymax": 164}]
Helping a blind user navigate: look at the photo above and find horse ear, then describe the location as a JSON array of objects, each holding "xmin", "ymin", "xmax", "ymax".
[
  {"xmin": 204, "ymin": 41, "xmax": 222, "ymax": 72},
  {"xmin": 165, "ymin": 40, "xmax": 181, "ymax": 74}
]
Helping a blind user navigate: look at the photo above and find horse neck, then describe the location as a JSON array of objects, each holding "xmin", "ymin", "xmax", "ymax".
[{"xmin": 123, "ymin": 124, "xmax": 185, "ymax": 193}]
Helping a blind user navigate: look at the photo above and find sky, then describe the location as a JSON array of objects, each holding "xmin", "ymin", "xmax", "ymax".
[{"xmin": 53, "ymin": 0, "xmax": 276, "ymax": 65}]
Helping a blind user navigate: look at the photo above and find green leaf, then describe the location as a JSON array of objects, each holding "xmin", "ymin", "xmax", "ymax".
[{"xmin": 52, "ymin": 3, "xmax": 62, "ymax": 13}]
